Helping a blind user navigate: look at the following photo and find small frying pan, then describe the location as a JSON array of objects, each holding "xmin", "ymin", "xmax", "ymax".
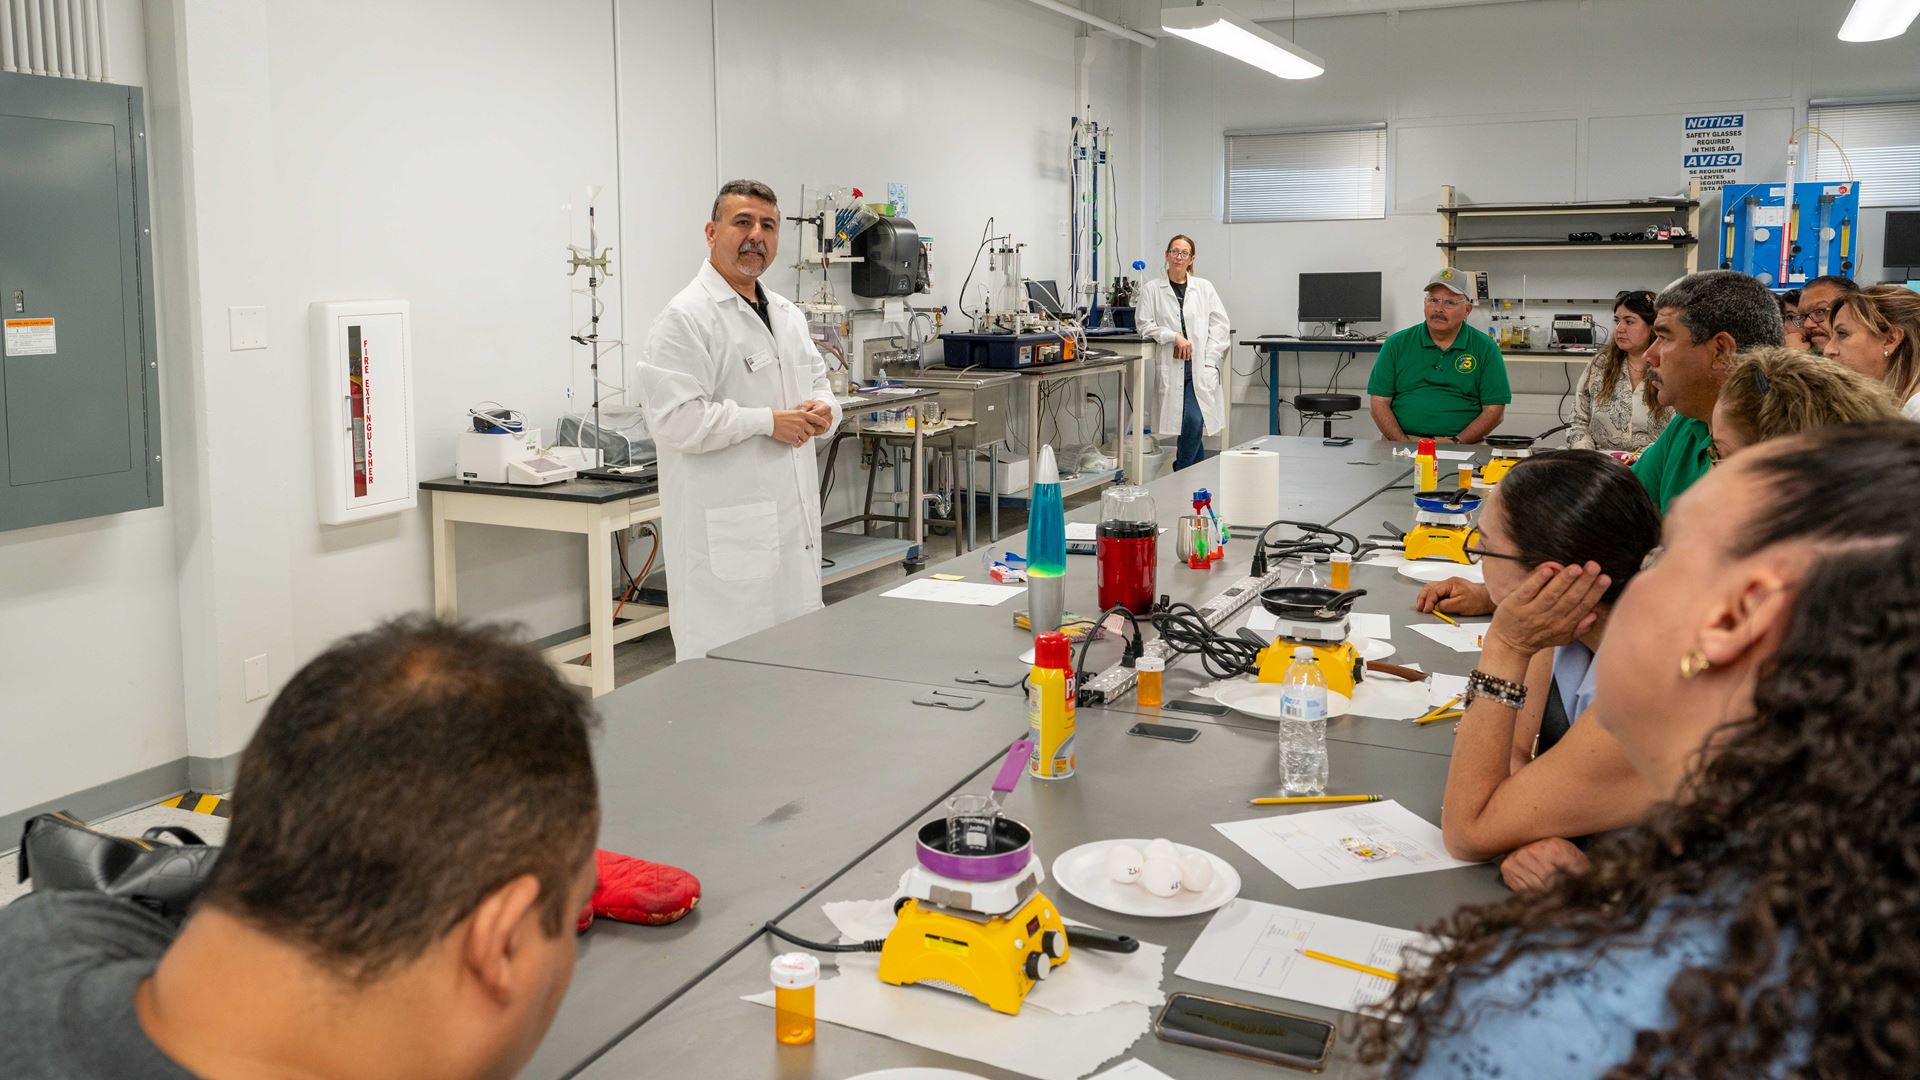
[{"xmin": 1259, "ymin": 586, "xmax": 1369, "ymax": 622}]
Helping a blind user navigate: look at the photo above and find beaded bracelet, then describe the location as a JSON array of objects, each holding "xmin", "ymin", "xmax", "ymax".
[{"xmin": 1465, "ymin": 669, "xmax": 1527, "ymax": 709}]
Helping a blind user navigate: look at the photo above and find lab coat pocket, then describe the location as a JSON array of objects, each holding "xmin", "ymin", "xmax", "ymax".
[
  {"xmin": 1194, "ymin": 360, "xmax": 1221, "ymax": 393},
  {"xmin": 705, "ymin": 501, "xmax": 780, "ymax": 582}
]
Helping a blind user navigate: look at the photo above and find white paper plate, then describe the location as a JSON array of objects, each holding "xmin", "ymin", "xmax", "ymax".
[
  {"xmin": 844, "ymin": 1060, "xmax": 990, "ymax": 1068},
  {"xmin": 1214, "ymin": 682, "xmax": 1353, "ymax": 721},
  {"xmin": 1397, "ymin": 561, "xmax": 1485, "ymax": 584},
  {"xmin": 1351, "ymin": 636, "xmax": 1395, "ymax": 661},
  {"xmin": 1190, "ymin": 679, "xmax": 1247, "ymax": 702},
  {"xmin": 846, "ymin": 1071, "xmax": 990, "ymax": 1080},
  {"xmin": 1051, "ymin": 839, "xmax": 1242, "ymax": 918}
]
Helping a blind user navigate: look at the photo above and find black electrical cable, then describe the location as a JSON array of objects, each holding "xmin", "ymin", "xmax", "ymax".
[
  {"xmin": 958, "ymin": 218, "xmax": 1013, "ymax": 327},
  {"xmin": 1152, "ymin": 601, "xmax": 1263, "ymax": 679},
  {"xmin": 1249, "ymin": 520, "xmax": 1360, "ymax": 576},
  {"xmin": 764, "ymin": 921, "xmax": 882, "ymax": 954},
  {"xmin": 1074, "ymin": 604, "xmax": 1145, "ymax": 685}
]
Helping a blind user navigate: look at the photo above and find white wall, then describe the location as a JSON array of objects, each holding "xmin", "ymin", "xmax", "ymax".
[
  {"xmin": 1, "ymin": 0, "xmax": 1154, "ymax": 825},
  {"xmin": 1112, "ymin": 0, "xmax": 1920, "ymax": 438},
  {"xmin": 620, "ymin": 0, "xmax": 1150, "ymax": 491},
  {"xmin": 0, "ymin": 0, "xmax": 192, "ymax": 825}
]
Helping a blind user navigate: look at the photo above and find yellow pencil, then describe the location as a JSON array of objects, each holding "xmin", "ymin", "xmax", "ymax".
[
  {"xmin": 1413, "ymin": 710, "xmax": 1463, "ymax": 726},
  {"xmin": 1430, "ymin": 610, "xmax": 1458, "ymax": 626},
  {"xmin": 1249, "ymin": 794, "xmax": 1383, "ymax": 805},
  {"xmin": 1413, "ymin": 696, "xmax": 1462, "ymax": 724},
  {"xmin": 1298, "ymin": 948, "xmax": 1399, "ymax": 982}
]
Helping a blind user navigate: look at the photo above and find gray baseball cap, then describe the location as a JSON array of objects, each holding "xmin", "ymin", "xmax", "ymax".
[{"xmin": 1426, "ymin": 267, "xmax": 1473, "ymax": 298}]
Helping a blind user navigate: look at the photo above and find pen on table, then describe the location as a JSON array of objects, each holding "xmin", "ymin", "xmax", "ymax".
[
  {"xmin": 1298, "ymin": 948, "xmax": 1399, "ymax": 982},
  {"xmin": 1430, "ymin": 609, "xmax": 1458, "ymax": 626},
  {"xmin": 1249, "ymin": 794, "xmax": 1383, "ymax": 806},
  {"xmin": 1413, "ymin": 696, "xmax": 1462, "ymax": 725}
]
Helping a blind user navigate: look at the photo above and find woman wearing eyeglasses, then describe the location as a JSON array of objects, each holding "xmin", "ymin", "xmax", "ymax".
[
  {"xmin": 1421, "ymin": 451, "xmax": 1664, "ymax": 892},
  {"xmin": 1709, "ymin": 347, "xmax": 1900, "ymax": 462},
  {"xmin": 1778, "ymin": 288, "xmax": 1807, "ymax": 350},
  {"xmin": 1364, "ymin": 424, "xmax": 1920, "ymax": 1078},
  {"xmin": 1566, "ymin": 290, "xmax": 1669, "ymax": 455},
  {"xmin": 1138, "ymin": 235, "xmax": 1231, "ymax": 470}
]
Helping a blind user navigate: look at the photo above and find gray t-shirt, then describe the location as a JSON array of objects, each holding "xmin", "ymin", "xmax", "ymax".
[{"xmin": 0, "ymin": 891, "xmax": 196, "ymax": 1078}]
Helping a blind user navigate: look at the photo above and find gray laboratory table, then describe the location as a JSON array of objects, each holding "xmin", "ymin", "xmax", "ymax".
[
  {"xmin": 521, "ymin": 659, "xmax": 1041, "ymax": 1080},
  {"xmin": 708, "ymin": 438, "xmax": 1411, "ymax": 696},
  {"xmin": 1077, "ymin": 479, "xmax": 1491, "ymax": 755},
  {"xmin": 574, "ymin": 703, "xmax": 1507, "ymax": 1079}
]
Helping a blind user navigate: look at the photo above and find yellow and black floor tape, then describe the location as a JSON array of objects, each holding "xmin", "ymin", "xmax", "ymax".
[{"xmin": 160, "ymin": 791, "xmax": 232, "ymax": 819}]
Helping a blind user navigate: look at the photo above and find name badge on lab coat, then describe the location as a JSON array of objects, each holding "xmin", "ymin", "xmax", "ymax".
[{"xmin": 745, "ymin": 350, "xmax": 774, "ymax": 373}]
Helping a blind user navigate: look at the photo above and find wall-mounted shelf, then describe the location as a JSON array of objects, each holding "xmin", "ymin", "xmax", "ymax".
[
  {"xmin": 1436, "ymin": 197, "xmax": 1697, "ymax": 218},
  {"xmin": 1485, "ymin": 296, "xmax": 1630, "ymax": 305},
  {"xmin": 1438, "ymin": 181, "xmax": 1703, "ymax": 287},
  {"xmin": 1440, "ymin": 238, "xmax": 1697, "ymax": 252}
]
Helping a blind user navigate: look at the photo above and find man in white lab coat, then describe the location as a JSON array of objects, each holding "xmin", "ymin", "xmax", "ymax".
[{"xmin": 637, "ymin": 180, "xmax": 843, "ymax": 661}]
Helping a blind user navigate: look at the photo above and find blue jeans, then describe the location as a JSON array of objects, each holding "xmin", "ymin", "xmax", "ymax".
[{"xmin": 1175, "ymin": 364, "xmax": 1207, "ymax": 470}]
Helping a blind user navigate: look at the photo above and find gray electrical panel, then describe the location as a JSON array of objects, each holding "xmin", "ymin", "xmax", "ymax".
[{"xmin": 0, "ymin": 71, "xmax": 161, "ymax": 533}]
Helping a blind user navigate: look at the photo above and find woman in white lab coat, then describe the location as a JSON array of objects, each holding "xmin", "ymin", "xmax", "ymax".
[{"xmin": 1138, "ymin": 235, "xmax": 1231, "ymax": 469}]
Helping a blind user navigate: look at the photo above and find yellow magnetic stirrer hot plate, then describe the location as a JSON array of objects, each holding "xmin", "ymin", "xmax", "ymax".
[
  {"xmin": 1252, "ymin": 585, "xmax": 1368, "ymax": 696},
  {"xmin": 877, "ymin": 738, "xmax": 1137, "ymax": 1015},
  {"xmin": 1401, "ymin": 489, "xmax": 1482, "ymax": 565}
]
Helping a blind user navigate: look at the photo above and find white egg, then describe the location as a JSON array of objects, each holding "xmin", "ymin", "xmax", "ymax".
[
  {"xmin": 1144, "ymin": 838, "xmax": 1179, "ymax": 864},
  {"xmin": 1178, "ymin": 852, "xmax": 1215, "ymax": 892},
  {"xmin": 1139, "ymin": 858, "xmax": 1182, "ymax": 897},
  {"xmin": 1105, "ymin": 844, "xmax": 1145, "ymax": 883}
]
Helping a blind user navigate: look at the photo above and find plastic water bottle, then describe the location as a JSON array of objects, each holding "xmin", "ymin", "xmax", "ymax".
[
  {"xmin": 1278, "ymin": 647, "xmax": 1330, "ymax": 795},
  {"xmin": 1287, "ymin": 555, "xmax": 1326, "ymax": 588}
]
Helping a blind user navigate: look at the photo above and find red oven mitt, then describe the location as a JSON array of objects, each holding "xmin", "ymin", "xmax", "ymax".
[{"xmin": 576, "ymin": 848, "xmax": 700, "ymax": 932}]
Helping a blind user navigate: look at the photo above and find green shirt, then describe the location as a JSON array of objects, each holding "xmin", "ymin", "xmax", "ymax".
[
  {"xmin": 1366, "ymin": 323, "xmax": 1511, "ymax": 437},
  {"xmin": 1630, "ymin": 415, "xmax": 1712, "ymax": 514}
]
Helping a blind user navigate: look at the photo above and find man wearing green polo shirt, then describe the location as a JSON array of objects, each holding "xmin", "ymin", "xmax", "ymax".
[
  {"xmin": 1368, "ymin": 269, "xmax": 1510, "ymax": 444},
  {"xmin": 1631, "ymin": 270, "xmax": 1784, "ymax": 512}
]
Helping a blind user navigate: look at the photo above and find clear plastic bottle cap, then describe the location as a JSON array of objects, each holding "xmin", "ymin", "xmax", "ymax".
[
  {"xmin": 1293, "ymin": 646, "xmax": 1312, "ymax": 660},
  {"xmin": 770, "ymin": 952, "xmax": 820, "ymax": 989},
  {"xmin": 1135, "ymin": 655, "xmax": 1165, "ymax": 673}
]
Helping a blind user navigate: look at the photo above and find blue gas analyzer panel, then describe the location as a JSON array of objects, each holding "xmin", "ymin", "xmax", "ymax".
[{"xmin": 1719, "ymin": 181, "xmax": 1863, "ymax": 289}]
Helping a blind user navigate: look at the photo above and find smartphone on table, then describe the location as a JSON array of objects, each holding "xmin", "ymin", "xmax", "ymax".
[{"xmin": 1154, "ymin": 991, "xmax": 1335, "ymax": 1072}]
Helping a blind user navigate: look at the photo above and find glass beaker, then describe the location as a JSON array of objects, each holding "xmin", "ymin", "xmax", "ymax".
[{"xmin": 943, "ymin": 793, "xmax": 999, "ymax": 855}]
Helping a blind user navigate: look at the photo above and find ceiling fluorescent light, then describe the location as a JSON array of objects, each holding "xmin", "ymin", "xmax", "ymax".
[
  {"xmin": 1162, "ymin": 5, "xmax": 1325, "ymax": 80},
  {"xmin": 1839, "ymin": 0, "xmax": 1920, "ymax": 41}
]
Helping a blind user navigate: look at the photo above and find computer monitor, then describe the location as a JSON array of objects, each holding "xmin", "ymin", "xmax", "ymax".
[
  {"xmin": 1027, "ymin": 279, "xmax": 1066, "ymax": 316},
  {"xmin": 1884, "ymin": 211, "xmax": 1920, "ymax": 272},
  {"xmin": 1298, "ymin": 272, "xmax": 1383, "ymax": 333}
]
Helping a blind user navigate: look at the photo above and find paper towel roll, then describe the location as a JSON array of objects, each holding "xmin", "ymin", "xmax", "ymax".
[{"xmin": 1218, "ymin": 449, "xmax": 1281, "ymax": 529}]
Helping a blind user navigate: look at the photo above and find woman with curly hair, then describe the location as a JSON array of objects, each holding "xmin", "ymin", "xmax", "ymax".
[{"xmin": 1362, "ymin": 421, "xmax": 1920, "ymax": 1078}]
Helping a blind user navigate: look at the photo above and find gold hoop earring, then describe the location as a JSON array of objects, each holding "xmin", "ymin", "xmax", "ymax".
[{"xmin": 1680, "ymin": 649, "xmax": 1711, "ymax": 679}]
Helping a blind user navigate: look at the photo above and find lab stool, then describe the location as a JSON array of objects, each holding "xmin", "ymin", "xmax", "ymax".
[{"xmin": 1293, "ymin": 393, "xmax": 1362, "ymax": 438}]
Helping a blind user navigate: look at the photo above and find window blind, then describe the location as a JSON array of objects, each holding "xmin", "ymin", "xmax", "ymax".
[
  {"xmin": 1807, "ymin": 99, "xmax": 1920, "ymax": 206},
  {"xmin": 1225, "ymin": 126, "xmax": 1386, "ymax": 223}
]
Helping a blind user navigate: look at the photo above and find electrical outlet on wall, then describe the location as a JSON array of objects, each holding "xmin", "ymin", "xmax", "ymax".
[
  {"xmin": 244, "ymin": 654, "xmax": 270, "ymax": 702},
  {"xmin": 229, "ymin": 306, "xmax": 268, "ymax": 350}
]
